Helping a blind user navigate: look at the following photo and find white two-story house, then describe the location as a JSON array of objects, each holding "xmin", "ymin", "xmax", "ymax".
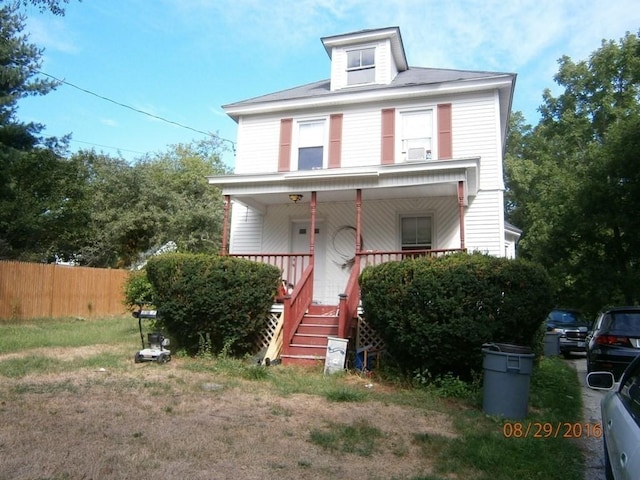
[{"xmin": 208, "ymin": 27, "xmax": 518, "ymax": 365}]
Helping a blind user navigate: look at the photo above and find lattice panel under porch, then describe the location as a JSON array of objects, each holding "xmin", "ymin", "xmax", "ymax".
[
  {"xmin": 254, "ymin": 306, "xmax": 283, "ymax": 352},
  {"xmin": 356, "ymin": 314, "xmax": 386, "ymax": 352}
]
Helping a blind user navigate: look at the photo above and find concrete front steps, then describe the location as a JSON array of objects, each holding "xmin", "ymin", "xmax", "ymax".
[{"xmin": 280, "ymin": 305, "xmax": 339, "ymax": 366}]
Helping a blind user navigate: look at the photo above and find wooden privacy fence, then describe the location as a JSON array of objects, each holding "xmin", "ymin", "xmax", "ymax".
[{"xmin": 0, "ymin": 261, "xmax": 130, "ymax": 320}]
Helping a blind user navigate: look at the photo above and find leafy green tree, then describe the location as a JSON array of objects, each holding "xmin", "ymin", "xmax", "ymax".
[
  {"xmin": 506, "ymin": 32, "xmax": 640, "ymax": 313},
  {"xmin": 15, "ymin": 0, "xmax": 73, "ymax": 16},
  {"xmin": 0, "ymin": 148, "xmax": 89, "ymax": 261},
  {"xmin": 75, "ymin": 138, "xmax": 229, "ymax": 268},
  {"xmin": 0, "ymin": 3, "xmax": 74, "ymax": 259}
]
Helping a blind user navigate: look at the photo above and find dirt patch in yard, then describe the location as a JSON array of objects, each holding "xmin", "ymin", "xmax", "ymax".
[{"xmin": 0, "ymin": 347, "xmax": 458, "ymax": 480}]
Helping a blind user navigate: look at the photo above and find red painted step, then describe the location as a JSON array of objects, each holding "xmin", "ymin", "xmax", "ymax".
[{"xmin": 280, "ymin": 306, "xmax": 342, "ymax": 366}]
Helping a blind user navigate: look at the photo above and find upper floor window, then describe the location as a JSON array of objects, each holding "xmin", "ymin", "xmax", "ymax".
[
  {"xmin": 347, "ymin": 47, "xmax": 375, "ymax": 85},
  {"xmin": 297, "ymin": 120, "xmax": 325, "ymax": 170},
  {"xmin": 401, "ymin": 215, "xmax": 432, "ymax": 250},
  {"xmin": 400, "ymin": 110, "xmax": 434, "ymax": 161}
]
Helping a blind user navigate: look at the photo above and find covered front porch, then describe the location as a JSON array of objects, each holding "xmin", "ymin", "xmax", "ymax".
[{"xmin": 208, "ymin": 159, "xmax": 477, "ymax": 364}]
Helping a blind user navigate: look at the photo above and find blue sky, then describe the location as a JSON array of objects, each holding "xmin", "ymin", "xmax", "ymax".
[{"xmin": 17, "ymin": 0, "xmax": 640, "ymax": 168}]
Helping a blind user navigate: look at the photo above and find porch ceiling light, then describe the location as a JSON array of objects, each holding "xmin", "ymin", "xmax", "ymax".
[{"xmin": 288, "ymin": 194, "xmax": 304, "ymax": 203}]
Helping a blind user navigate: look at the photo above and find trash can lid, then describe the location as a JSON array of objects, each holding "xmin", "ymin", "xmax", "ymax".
[{"xmin": 482, "ymin": 343, "xmax": 533, "ymax": 354}]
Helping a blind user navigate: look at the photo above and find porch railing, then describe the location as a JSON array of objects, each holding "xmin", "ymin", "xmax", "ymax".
[
  {"xmin": 281, "ymin": 263, "xmax": 314, "ymax": 355},
  {"xmin": 228, "ymin": 253, "xmax": 311, "ymax": 287},
  {"xmin": 231, "ymin": 248, "xmax": 464, "ymax": 350},
  {"xmin": 357, "ymin": 248, "xmax": 466, "ymax": 270}
]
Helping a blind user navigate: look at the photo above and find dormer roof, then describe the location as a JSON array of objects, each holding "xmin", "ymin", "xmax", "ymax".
[{"xmin": 321, "ymin": 26, "xmax": 408, "ymax": 72}]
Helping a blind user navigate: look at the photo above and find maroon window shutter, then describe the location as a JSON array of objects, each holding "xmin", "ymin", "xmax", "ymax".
[
  {"xmin": 328, "ymin": 114, "xmax": 343, "ymax": 169},
  {"xmin": 278, "ymin": 118, "xmax": 293, "ymax": 172},
  {"xmin": 381, "ymin": 108, "xmax": 395, "ymax": 165},
  {"xmin": 437, "ymin": 103, "xmax": 452, "ymax": 160}
]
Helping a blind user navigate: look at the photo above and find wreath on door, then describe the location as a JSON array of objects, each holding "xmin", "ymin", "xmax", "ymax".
[{"xmin": 332, "ymin": 225, "xmax": 364, "ymax": 270}]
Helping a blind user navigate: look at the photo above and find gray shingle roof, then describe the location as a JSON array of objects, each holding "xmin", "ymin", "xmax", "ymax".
[{"xmin": 223, "ymin": 66, "xmax": 515, "ymax": 109}]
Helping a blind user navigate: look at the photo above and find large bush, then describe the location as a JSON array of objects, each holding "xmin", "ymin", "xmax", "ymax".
[
  {"xmin": 359, "ymin": 252, "xmax": 553, "ymax": 379},
  {"xmin": 145, "ymin": 253, "xmax": 281, "ymax": 356}
]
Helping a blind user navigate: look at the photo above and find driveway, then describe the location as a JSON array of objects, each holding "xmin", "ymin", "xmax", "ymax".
[{"xmin": 566, "ymin": 354, "xmax": 607, "ymax": 480}]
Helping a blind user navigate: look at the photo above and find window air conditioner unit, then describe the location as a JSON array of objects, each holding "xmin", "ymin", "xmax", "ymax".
[{"xmin": 407, "ymin": 147, "xmax": 425, "ymax": 161}]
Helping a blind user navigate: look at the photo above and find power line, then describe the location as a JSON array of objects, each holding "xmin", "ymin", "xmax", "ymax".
[
  {"xmin": 70, "ymin": 139, "xmax": 148, "ymax": 156},
  {"xmin": 37, "ymin": 70, "xmax": 236, "ymax": 150}
]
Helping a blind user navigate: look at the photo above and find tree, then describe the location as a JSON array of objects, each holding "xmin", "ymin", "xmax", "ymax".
[
  {"xmin": 0, "ymin": 3, "xmax": 72, "ymax": 259},
  {"xmin": 506, "ymin": 32, "xmax": 640, "ymax": 313},
  {"xmin": 74, "ymin": 138, "xmax": 229, "ymax": 268},
  {"xmin": 0, "ymin": 4, "xmax": 59, "ymax": 146},
  {"xmin": 15, "ymin": 0, "xmax": 72, "ymax": 16}
]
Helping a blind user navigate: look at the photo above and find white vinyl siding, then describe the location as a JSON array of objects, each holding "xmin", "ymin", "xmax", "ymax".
[
  {"xmin": 463, "ymin": 189, "xmax": 505, "ymax": 257},
  {"xmin": 229, "ymin": 203, "xmax": 264, "ymax": 252},
  {"xmin": 234, "ymin": 115, "xmax": 281, "ymax": 174},
  {"xmin": 340, "ymin": 108, "xmax": 380, "ymax": 167},
  {"xmin": 450, "ymin": 92, "xmax": 503, "ymax": 190}
]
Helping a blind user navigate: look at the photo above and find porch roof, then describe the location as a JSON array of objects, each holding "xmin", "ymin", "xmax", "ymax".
[{"xmin": 207, "ymin": 157, "xmax": 479, "ymax": 212}]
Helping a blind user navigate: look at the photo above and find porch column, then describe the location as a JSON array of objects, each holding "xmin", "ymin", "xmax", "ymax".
[
  {"xmin": 310, "ymin": 191, "xmax": 317, "ymax": 258},
  {"xmin": 457, "ymin": 181, "xmax": 466, "ymax": 250},
  {"xmin": 221, "ymin": 195, "xmax": 231, "ymax": 255},
  {"xmin": 355, "ymin": 189, "xmax": 362, "ymax": 253}
]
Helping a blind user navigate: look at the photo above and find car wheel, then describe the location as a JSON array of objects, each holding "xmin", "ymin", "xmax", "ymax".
[{"xmin": 604, "ymin": 437, "xmax": 614, "ymax": 480}]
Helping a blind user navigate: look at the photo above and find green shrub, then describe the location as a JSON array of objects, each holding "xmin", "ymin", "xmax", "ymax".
[
  {"xmin": 123, "ymin": 270, "xmax": 155, "ymax": 309},
  {"xmin": 359, "ymin": 252, "xmax": 553, "ymax": 379},
  {"xmin": 145, "ymin": 253, "xmax": 281, "ymax": 356}
]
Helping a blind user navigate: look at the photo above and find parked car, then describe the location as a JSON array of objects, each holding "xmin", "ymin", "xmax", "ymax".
[
  {"xmin": 587, "ymin": 354, "xmax": 640, "ymax": 480},
  {"xmin": 546, "ymin": 308, "xmax": 590, "ymax": 357},
  {"xmin": 586, "ymin": 306, "xmax": 640, "ymax": 379}
]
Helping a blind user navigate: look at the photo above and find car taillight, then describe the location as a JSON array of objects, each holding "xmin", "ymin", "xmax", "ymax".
[{"xmin": 594, "ymin": 334, "xmax": 633, "ymax": 347}]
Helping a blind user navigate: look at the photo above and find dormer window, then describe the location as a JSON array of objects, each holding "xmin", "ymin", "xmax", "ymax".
[{"xmin": 347, "ymin": 47, "xmax": 375, "ymax": 85}]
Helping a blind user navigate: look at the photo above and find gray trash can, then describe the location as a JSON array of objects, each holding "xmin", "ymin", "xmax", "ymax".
[
  {"xmin": 543, "ymin": 331, "xmax": 561, "ymax": 356},
  {"xmin": 482, "ymin": 343, "xmax": 535, "ymax": 419}
]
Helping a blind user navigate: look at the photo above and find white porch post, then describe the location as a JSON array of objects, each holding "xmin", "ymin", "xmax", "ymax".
[
  {"xmin": 310, "ymin": 191, "xmax": 317, "ymax": 258},
  {"xmin": 221, "ymin": 194, "xmax": 231, "ymax": 255},
  {"xmin": 457, "ymin": 181, "xmax": 466, "ymax": 250},
  {"xmin": 355, "ymin": 189, "xmax": 362, "ymax": 253}
]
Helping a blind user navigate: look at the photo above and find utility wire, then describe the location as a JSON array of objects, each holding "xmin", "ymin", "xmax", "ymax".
[
  {"xmin": 37, "ymin": 70, "xmax": 236, "ymax": 150},
  {"xmin": 70, "ymin": 139, "xmax": 147, "ymax": 156}
]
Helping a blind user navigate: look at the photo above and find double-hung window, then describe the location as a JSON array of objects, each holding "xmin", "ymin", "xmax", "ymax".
[
  {"xmin": 297, "ymin": 120, "xmax": 325, "ymax": 170},
  {"xmin": 401, "ymin": 215, "xmax": 432, "ymax": 251},
  {"xmin": 400, "ymin": 110, "xmax": 434, "ymax": 161},
  {"xmin": 347, "ymin": 47, "xmax": 375, "ymax": 85}
]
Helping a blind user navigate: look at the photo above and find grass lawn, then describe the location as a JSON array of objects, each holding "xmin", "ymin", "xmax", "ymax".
[{"xmin": 0, "ymin": 316, "xmax": 587, "ymax": 479}]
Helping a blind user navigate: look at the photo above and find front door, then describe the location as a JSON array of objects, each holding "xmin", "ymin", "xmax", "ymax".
[{"xmin": 291, "ymin": 222, "xmax": 326, "ymax": 302}]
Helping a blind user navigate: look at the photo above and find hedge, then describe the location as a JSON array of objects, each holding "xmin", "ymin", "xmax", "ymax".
[
  {"xmin": 145, "ymin": 253, "xmax": 281, "ymax": 356},
  {"xmin": 359, "ymin": 252, "xmax": 553, "ymax": 379}
]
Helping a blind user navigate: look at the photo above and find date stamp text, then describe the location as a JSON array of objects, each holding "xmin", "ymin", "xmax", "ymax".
[{"xmin": 502, "ymin": 422, "xmax": 602, "ymax": 439}]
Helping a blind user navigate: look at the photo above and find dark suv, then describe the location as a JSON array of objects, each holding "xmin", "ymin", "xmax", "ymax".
[
  {"xmin": 546, "ymin": 309, "xmax": 590, "ymax": 357},
  {"xmin": 586, "ymin": 306, "xmax": 640, "ymax": 379}
]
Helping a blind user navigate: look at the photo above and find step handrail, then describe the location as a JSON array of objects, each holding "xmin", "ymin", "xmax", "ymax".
[
  {"xmin": 338, "ymin": 255, "xmax": 361, "ymax": 339},
  {"xmin": 282, "ymin": 263, "xmax": 314, "ymax": 353}
]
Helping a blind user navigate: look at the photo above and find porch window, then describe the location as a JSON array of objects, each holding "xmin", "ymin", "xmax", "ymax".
[
  {"xmin": 347, "ymin": 47, "xmax": 375, "ymax": 85},
  {"xmin": 297, "ymin": 120, "xmax": 325, "ymax": 170},
  {"xmin": 400, "ymin": 110, "xmax": 434, "ymax": 161},
  {"xmin": 401, "ymin": 216, "xmax": 432, "ymax": 250}
]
